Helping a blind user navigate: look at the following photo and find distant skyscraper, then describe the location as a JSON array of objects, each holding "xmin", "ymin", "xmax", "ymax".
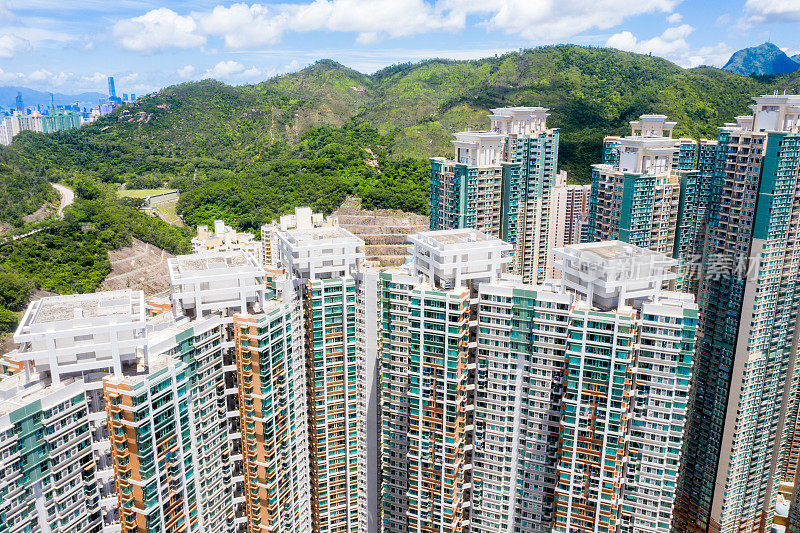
[
  {"xmin": 14, "ymin": 91, "xmax": 23, "ymax": 113},
  {"xmin": 108, "ymin": 76, "xmax": 116, "ymax": 99},
  {"xmin": 48, "ymin": 92, "xmax": 54, "ymax": 110}
]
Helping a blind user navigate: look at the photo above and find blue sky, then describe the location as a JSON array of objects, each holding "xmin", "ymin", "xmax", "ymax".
[{"xmin": 2, "ymin": 0, "xmax": 800, "ymax": 96}]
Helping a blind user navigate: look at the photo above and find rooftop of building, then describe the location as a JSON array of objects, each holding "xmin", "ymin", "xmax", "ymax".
[
  {"xmin": 169, "ymin": 251, "xmax": 263, "ymax": 279},
  {"xmin": 489, "ymin": 106, "xmax": 550, "ymax": 114},
  {"xmin": 452, "ymin": 130, "xmax": 506, "ymax": 140},
  {"xmin": 753, "ymin": 93, "xmax": 800, "ymax": 105},
  {"xmin": 20, "ymin": 289, "xmax": 144, "ymax": 327},
  {"xmin": 565, "ymin": 240, "xmax": 670, "ymax": 262},
  {"xmin": 102, "ymin": 350, "xmax": 179, "ymax": 389},
  {"xmin": 633, "ymin": 114, "xmax": 670, "ymax": 121},
  {"xmin": 0, "ymin": 373, "xmax": 59, "ymax": 416},
  {"xmin": 279, "ymin": 226, "xmax": 364, "ymax": 247},
  {"xmin": 422, "ymin": 229, "xmax": 493, "ymax": 246}
]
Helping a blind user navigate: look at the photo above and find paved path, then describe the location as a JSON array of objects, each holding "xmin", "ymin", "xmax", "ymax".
[
  {"xmin": 51, "ymin": 183, "xmax": 74, "ymax": 219},
  {"xmin": 10, "ymin": 183, "xmax": 74, "ymax": 241}
]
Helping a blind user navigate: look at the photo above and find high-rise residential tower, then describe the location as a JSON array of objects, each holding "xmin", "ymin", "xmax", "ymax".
[
  {"xmin": 430, "ymin": 107, "xmax": 560, "ymax": 283},
  {"xmin": 380, "ymin": 229, "xmax": 512, "ymax": 533},
  {"xmin": 586, "ymin": 114, "xmax": 711, "ymax": 291},
  {"xmin": 10, "ymin": 290, "xmax": 148, "ymax": 531},
  {"xmin": 104, "ymin": 314, "xmax": 236, "ymax": 533},
  {"xmin": 379, "ymin": 229, "xmax": 696, "ymax": 533},
  {"xmin": 551, "ymin": 242, "xmax": 696, "ymax": 533},
  {"xmin": 260, "ymin": 207, "xmax": 338, "ymax": 268},
  {"xmin": 548, "ymin": 171, "xmax": 591, "ymax": 276},
  {"xmin": 233, "ymin": 299, "xmax": 311, "ymax": 533},
  {"xmin": 675, "ymin": 94, "xmax": 800, "ymax": 533},
  {"xmin": 0, "ymin": 374, "xmax": 103, "ymax": 533},
  {"xmin": 274, "ymin": 226, "xmax": 377, "ymax": 533}
]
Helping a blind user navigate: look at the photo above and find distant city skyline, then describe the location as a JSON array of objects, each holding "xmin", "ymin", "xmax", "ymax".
[{"xmin": 0, "ymin": 0, "xmax": 799, "ymax": 97}]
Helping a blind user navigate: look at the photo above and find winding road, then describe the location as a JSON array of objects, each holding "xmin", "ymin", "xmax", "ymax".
[
  {"xmin": 10, "ymin": 183, "xmax": 74, "ymax": 241},
  {"xmin": 51, "ymin": 183, "xmax": 74, "ymax": 219}
]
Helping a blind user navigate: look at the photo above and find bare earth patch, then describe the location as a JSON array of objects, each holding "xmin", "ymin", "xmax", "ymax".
[
  {"xmin": 22, "ymin": 203, "xmax": 55, "ymax": 223},
  {"xmin": 99, "ymin": 238, "xmax": 173, "ymax": 295},
  {"xmin": 332, "ymin": 197, "xmax": 429, "ymax": 267}
]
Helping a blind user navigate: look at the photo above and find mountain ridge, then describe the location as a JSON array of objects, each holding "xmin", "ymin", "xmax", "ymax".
[
  {"xmin": 5, "ymin": 44, "xmax": 800, "ymax": 226},
  {"xmin": 113, "ymin": 45, "xmax": 796, "ymax": 178},
  {"xmin": 722, "ymin": 42, "xmax": 800, "ymax": 76}
]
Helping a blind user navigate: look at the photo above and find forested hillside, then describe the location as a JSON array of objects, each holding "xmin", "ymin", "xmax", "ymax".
[
  {"xmin": 0, "ymin": 46, "xmax": 800, "ymax": 329},
  {"xmin": 3, "ymin": 44, "xmax": 800, "ymax": 332},
  {"xmin": 7, "ymin": 44, "xmax": 797, "ymax": 211}
]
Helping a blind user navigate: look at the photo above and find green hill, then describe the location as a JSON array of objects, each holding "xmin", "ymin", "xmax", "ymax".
[
  {"xmin": 722, "ymin": 43, "xmax": 800, "ymax": 76},
  {"xmin": 6, "ymin": 44, "xmax": 800, "ymax": 227},
  {"xmin": 5, "ymin": 43, "xmax": 800, "ymax": 330}
]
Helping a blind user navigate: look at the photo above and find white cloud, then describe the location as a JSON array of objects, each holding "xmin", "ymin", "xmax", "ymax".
[
  {"xmin": 667, "ymin": 12, "xmax": 682, "ymax": 23},
  {"xmin": 81, "ymin": 72, "xmax": 107, "ymax": 85},
  {"xmin": 195, "ymin": 4, "xmax": 287, "ymax": 48},
  {"xmin": 199, "ymin": 60, "xmax": 270, "ymax": 83},
  {"xmin": 606, "ymin": 25, "xmax": 732, "ymax": 68},
  {"xmin": 113, "ymin": 8, "xmax": 205, "ymax": 53},
  {"xmin": 27, "ymin": 68, "xmax": 51, "ymax": 81},
  {"xmin": 453, "ymin": 0, "xmax": 680, "ymax": 42},
  {"xmin": 241, "ymin": 66, "xmax": 263, "ymax": 79},
  {"xmin": 715, "ymin": 13, "xmax": 731, "ymax": 26},
  {"xmin": 743, "ymin": 0, "xmax": 800, "ymax": 25},
  {"xmin": 178, "ymin": 65, "xmax": 196, "ymax": 78},
  {"xmin": 204, "ymin": 60, "xmax": 246, "ymax": 78},
  {"xmin": 0, "ymin": 33, "xmax": 29, "ymax": 57},
  {"xmin": 113, "ymin": 0, "xmax": 680, "ymax": 53},
  {"xmin": 291, "ymin": 0, "xmax": 462, "ymax": 44},
  {"xmin": 606, "ymin": 24, "xmax": 693, "ymax": 57},
  {"xmin": 684, "ymin": 42, "xmax": 733, "ymax": 68}
]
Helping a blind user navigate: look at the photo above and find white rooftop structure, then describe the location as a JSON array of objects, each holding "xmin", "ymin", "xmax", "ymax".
[
  {"xmin": 553, "ymin": 241, "xmax": 678, "ymax": 310},
  {"xmin": 630, "ymin": 114, "xmax": 677, "ymax": 138},
  {"xmin": 13, "ymin": 290, "xmax": 147, "ymax": 385},
  {"xmin": 276, "ymin": 226, "xmax": 365, "ymax": 280},
  {"xmin": 488, "ymin": 106, "xmax": 550, "ymax": 135},
  {"xmin": 601, "ymin": 114, "xmax": 693, "ymax": 175},
  {"xmin": 742, "ymin": 93, "xmax": 800, "ymax": 133},
  {"xmin": 261, "ymin": 207, "xmax": 339, "ymax": 267},
  {"xmin": 276, "ymin": 206, "xmax": 332, "ymax": 232},
  {"xmin": 451, "ymin": 131, "xmax": 505, "ymax": 166},
  {"xmin": 168, "ymin": 250, "xmax": 266, "ymax": 318},
  {"xmin": 192, "ymin": 220, "xmax": 264, "ymax": 266},
  {"xmin": 408, "ymin": 229, "xmax": 512, "ymax": 290},
  {"xmin": 0, "ymin": 372, "xmax": 71, "ymax": 416}
]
